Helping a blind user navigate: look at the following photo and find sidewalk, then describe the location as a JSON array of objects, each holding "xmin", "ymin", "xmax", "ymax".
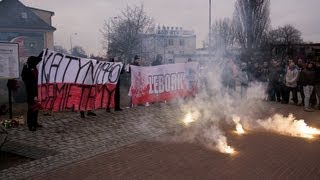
[
  {"xmin": 0, "ymin": 103, "xmax": 182, "ymax": 180},
  {"xmin": 0, "ymin": 102, "xmax": 320, "ymax": 179}
]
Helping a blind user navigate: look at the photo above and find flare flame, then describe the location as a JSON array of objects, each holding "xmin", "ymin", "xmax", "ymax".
[
  {"xmin": 182, "ymin": 112, "xmax": 195, "ymax": 126},
  {"xmin": 216, "ymin": 136, "xmax": 235, "ymax": 154},
  {"xmin": 232, "ymin": 115, "xmax": 246, "ymax": 135},
  {"xmin": 258, "ymin": 114, "xmax": 320, "ymax": 139}
]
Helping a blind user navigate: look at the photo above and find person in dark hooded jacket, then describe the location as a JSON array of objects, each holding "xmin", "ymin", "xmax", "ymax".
[
  {"xmin": 21, "ymin": 52, "xmax": 43, "ymax": 131},
  {"xmin": 106, "ymin": 57, "xmax": 123, "ymax": 112}
]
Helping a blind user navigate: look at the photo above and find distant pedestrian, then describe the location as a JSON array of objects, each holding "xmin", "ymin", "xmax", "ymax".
[
  {"xmin": 314, "ymin": 62, "xmax": 320, "ymax": 109},
  {"xmin": 299, "ymin": 62, "xmax": 316, "ymax": 112},
  {"xmin": 221, "ymin": 59, "xmax": 236, "ymax": 96},
  {"xmin": 296, "ymin": 59, "xmax": 306, "ymax": 105},
  {"xmin": 152, "ymin": 55, "xmax": 163, "ymax": 66},
  {"xmin": 128, "ymin": 55, "xmax": 141, "ymax": 107},
  {"xmin": 268, "ymin": 59, "xmax": 283, "ymax": 102},
  {"xmin": 238, "ymin": 62, "xmax": 249, "ymax": 98},
  {"xmin": 283, "ymin": 62, "xmax": 299, "ymax": 104}
]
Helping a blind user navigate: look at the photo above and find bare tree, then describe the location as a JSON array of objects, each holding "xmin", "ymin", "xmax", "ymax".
[
  {"xmin": 211, "ymin": 18, "xmax": 235, "ymax": 51},
  {"xmin": 54, "ymin": 45, "xmax": 69, "ymax": 54},
  {"xmin": 102, "ymin": 4, "xmax": 154, "ymax": 63},
  {"xmin": 278, "ymin": 24, "xmax": 303, "ymax": 45},
  {"xmin": 233, "ymin": 0, "xmax": 271, "ymax": 51},
  {"xmin": 264, "ymin": 24, "xmax": 303, "ymax": 60},
  {"xmin": 71, "ymin": 46, "xmax": 87, "ymax": 58}
]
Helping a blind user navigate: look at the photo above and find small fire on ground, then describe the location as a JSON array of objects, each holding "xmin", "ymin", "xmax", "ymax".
[
  {"xmin": 232, "ymin": 115, "xmax": 246, "ymax": 135},
  {"xmin": 258, "ymin": 114, "xmax": 320, "ymax": 139},
  {"xmin": 182, "ymin": 111, "xmax": 199, "ymax": 126},
  {"xmin": 217, "ymin": 136, "xmax": 235, "ymax": 155}
]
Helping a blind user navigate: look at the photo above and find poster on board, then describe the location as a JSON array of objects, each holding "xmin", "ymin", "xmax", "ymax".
[{"xmin": 0, "ymin": 42, "xmax": 19, "ymax": 79}]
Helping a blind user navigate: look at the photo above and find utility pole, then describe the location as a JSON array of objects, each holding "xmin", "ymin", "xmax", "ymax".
[
  {"xmin": 70, "ymin": 33, "xmax": 77, "ymax": 53},
  {"xmin": 209, "ymin": 0, "xmax": 212, "ymax": 60}
]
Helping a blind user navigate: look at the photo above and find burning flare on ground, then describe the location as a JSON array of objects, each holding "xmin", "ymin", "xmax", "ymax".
[
  {"xmin": 258, "ymin": 114, "xmax": 320, "ymax": 139},
  {"xmin": 182, "ymin": 111, "xmax": 200, "ymax": 126},
  {"xmin": 216, "ymin": 136, "xmax": 235, "ymax": 154},
  {"xmin": 232, "ymin": 115, "xmax": 245, "ymax": 135},
  {"xmin": 182, "ymin": 112, "xmax": 194, "ymax": 126}
]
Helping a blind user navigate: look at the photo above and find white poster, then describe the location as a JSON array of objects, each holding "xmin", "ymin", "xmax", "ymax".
[
  {"xmin": 0, "ymin": 43, "xmax": 19, "ymax": 79},
  {"xmin": 38, "ymin": 50, "xmax": 123, "ymax": 111},
  {"xmin": 130, "ymin": 62, "xmax": 199, "ymax": 105}
]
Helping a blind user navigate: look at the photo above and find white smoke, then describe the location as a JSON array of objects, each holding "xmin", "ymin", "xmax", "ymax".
[
  {"xmin": 171, "ymin": 55, "xmax": 268, "ymax": 154},
  {"xmin": 257, "ymin": 114, "xmax": 320, "ymax": 139}
]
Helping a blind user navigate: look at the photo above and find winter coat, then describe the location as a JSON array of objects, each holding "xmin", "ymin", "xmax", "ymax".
[
  {"xmin": 299, "ymin": 68, "xmax": 316, "ymax": 86},
  {"xmin": 285, "ymin": 66, "xmax": 299, "ymax": 88},
  {"xmin": 260, "ymin": 67, "xmax": 269, "ymax": 82},
  {"xmin": 221, "ymin": 65, "xmax": 235, "ymax": 87},
  {"xmin": 21, "ymin": 56, "xmax": 42, "ymax": 103},
  {"xmin": 269, "ymin": 66, "xmax": 282, "ymax": 84},
  {"xmin": 315, "ymin": 66, "xmax": 320, "ymax": 85},
  {"xmin": 239, "ymin": 70, "xmax": 249, "ymax": 86}
]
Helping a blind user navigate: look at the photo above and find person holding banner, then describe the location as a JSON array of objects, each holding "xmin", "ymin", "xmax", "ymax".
[
  {"xmin": 152, "ymin": 55, "xmax": 163, "ymax": 66},
  {"xmin": 21, "ymin": 52, "xmax": 43, "ymax": 131},
  {"xmin": 106, "ymin": 57, "xmax": 123, "ymax": 112},
  {"xmin": 128, "ymin": 55, "xmax": 141, "ymax": 108}
]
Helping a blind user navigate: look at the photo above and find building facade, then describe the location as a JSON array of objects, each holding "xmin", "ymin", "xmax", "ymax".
[
  {"xmin": 141, "ymin": 26, "xmax": 196, "ymax": 65},
  {"xmin": 0, "ymin": 0, "xmax": 55, "ymax": 103},
  {"xmin": 272, "ymin": 43, "xmax": 320, "ymax": 62},
  {"xmin": 0, "ymin": 0, "xmax": 55, "ymax": 63}
]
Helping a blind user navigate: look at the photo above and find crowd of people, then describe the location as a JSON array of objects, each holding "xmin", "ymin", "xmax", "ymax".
[{"xmin": 243, "ymin": 58, "xmax": 320, "ymax": 112}]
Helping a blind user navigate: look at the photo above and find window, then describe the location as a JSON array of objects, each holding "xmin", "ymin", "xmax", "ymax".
[
  {"xmin": 168, "ymin": 39, "xmax": 174, "ymax": 46},
  {"xmin": 180, "ymin": 39, "xmax": 185, "ymax": 46}
]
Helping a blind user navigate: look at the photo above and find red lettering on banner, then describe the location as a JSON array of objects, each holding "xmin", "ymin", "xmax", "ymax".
[{"xmin": 38, "ymin": 83, "xmax": 117, "ymax": 112}]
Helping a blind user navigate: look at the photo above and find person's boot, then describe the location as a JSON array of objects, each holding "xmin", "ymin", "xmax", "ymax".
[
  {"xmin": 29, "ymin": 126, "xmax": 36, "ymax": 131},
  {"xmin": 115, "ymin": 108, "xmax": 123, "ymax": 111},
  {"xmin": 80, "ymin": 111, "xmax": 85, "ymax": 118},
  {"xmin": 106, "ymin": 108, "xmax": 111, "ymax": 112},
  {"xmin": 304, "ymin": 107, "xmax": 314, "ymax": 112},
  {"xmin": 87, "ymin": 111, "xmax": 96, "ymax": 116}
]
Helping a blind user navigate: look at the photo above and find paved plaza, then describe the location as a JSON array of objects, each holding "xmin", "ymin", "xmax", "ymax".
[{"xmin": 0, "ymin": 102, "xmax": 320, "ymax": 179}]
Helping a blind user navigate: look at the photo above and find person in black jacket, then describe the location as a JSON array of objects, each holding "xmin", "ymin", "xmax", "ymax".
[
  {"xmin": 299, "ymin": 62, "xmax": 316, "ymax": 112},
  {"xmin": 21, "ymin": 52, "xmax": 43, "ymax": 131},
  {"xmin": 151, "ymin": 55, "xmax": 163, "ymax": 66},
  {"xmin": 106, "ymin": 57, "xmax": 123, "ymax": 112},
  {"xmin": 314, "ymin": 62, "xmax": 320, "ymax": 109}
]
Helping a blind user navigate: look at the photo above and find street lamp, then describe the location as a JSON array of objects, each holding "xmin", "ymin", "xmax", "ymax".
[
  {"xmin": 70, "ymin": 32, "xmax": 78, "ymax": 52},
  {"xmin": 209, "ymin": 0, "xmax": 212, "ymax": 59}
]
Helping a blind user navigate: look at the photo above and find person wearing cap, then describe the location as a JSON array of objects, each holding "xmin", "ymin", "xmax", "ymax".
[{"xmin": 21, "ymin": 52, "xmax": 43, "ymax": 131}]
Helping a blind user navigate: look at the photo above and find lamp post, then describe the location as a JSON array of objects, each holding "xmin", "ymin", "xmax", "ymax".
[
  {"xmin": 70, "ymin": 32, "xmax": 78, "ymax": 53},
  {"xmin": 209, "ymin": 0, "xmax": 212, "ymax": 59}
]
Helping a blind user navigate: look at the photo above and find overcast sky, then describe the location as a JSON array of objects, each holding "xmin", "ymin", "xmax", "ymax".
[{"xmin": 20, "ymin": 0, "xmax": 320, "ymax": 56}]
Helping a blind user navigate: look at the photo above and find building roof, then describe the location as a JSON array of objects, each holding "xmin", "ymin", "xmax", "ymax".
[
  {"xmin": 28, "ymin": 7, "xmax": 55, "ymax": 16},
  {"xmin": 0, "ymin": 0, "xmax": 56, "ymax": 31}
]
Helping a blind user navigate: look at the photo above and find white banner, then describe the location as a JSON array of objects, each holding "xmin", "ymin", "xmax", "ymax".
[
  {"xmin": 130, "ymin": 62, "xmax": 199, "ymax": 105},
  {"xmin": 38, "ymin": 50, "xmax": 122, "ymax": 85},
  {"xmin": 38, "ymin": 50, "xmax": 123, "ymax": 111}
]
